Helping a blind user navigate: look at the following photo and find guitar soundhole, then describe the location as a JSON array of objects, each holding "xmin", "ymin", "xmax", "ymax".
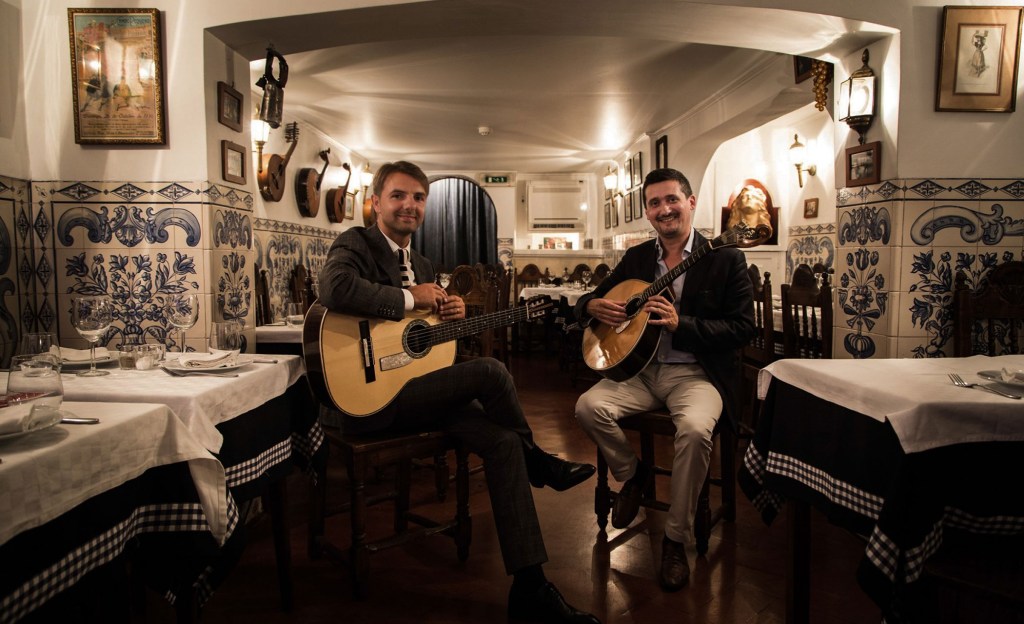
[
  {"xmin": 404, "ymin": 320, "xmax": 432, "ymax": 357},
  {"xmin": 624, "ymin": 296, "xmax": 644, "ymax": 318}
]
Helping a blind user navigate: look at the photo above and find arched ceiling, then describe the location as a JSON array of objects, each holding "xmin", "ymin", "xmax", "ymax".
[{"xmin": 208, "ymin": 0, "xmax": 896, "ymax": 173}]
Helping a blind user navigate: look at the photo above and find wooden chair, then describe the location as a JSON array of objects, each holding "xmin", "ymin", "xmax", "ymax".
[
  {"xmin": 953, "ymin": 261, "xmax": 1024, "ymax": 356},
  {"xmin": 446, "ymin": 265, "xmax": 502, "ymax": 361},
  {"xmin": 568, "ymin": 263, "xmax": 592, "ymax": 284},
  {"xmin": 513, "ymin": 264, "xmax": 550, "ymax": 352},
  {"xmin": 289, "ymin": 264, "xmax": 316, "ymax": 314},
  {"xmin": 309, "ymin": 425, "xmax": 472, "ymax": 599},
  {"xmin": 740, "ymin": 266, "xmax": 775, "ymax": 437},
  {"xmin": 591, "ymin": 263, "xmax": 611, "ymax": 287},
  {"xmin": 780, "ymin": 264, "xmax": 833, "ymax": 359},
  {"xmin": 594, "ymin": 411, "xmax": 735, "ymax": 555}
]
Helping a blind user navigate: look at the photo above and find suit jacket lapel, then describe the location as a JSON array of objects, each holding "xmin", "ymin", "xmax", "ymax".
[
  {"xmin": 366, "ymin": 226, "xmax": 403, "ymax": 287},
  {"xmin": 682, "ymin": 230, "xmax": 711, "ymax": 296}
]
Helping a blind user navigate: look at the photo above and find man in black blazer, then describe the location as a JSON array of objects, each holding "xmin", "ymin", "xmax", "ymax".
[
  {"xmin": 573, "ymin": 167, "xmax": 755, "ymax": 591},
  {"xmin": 318, "ymin": 161, "xmax": 600, "ymax": 624}
]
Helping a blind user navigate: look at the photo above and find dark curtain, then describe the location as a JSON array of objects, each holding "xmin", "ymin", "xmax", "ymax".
[{"xmin": 412, "ymin": 177, "xmax": 497, "ymax": 272}]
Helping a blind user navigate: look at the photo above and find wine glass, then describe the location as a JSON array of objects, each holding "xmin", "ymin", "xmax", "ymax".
[
  {"xmin": 581, "ymin": 270, "xmax": 593, "ymax": 289},
  {"xmin": 71, "ymin": 295, "xmax": 113, "ymax": 377},
  {"xmin": 209, "ymin": 321, "xmax": 242, "ymax": 357},
  {"xmin": 7, "ymin": 354, "xmax": 64, "ymax": 425},
  {"xmin": 165, "ymin": 294, "xmax": 200, "ymax": 354}
]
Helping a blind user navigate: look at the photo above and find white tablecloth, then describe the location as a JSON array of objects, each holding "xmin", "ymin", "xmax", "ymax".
[
  {"xmin": 758, "ymin": 354, "xmax": 1024, "ymax": 453},
  {"xmin": 58, "ymin": 355, "xmax": 304, "ymax": 452},
  {"xmin": 255, "ymin": 323, "xmax": 304, "ymax": 344},
  {"xmin": 0, "ymin": 401, "xmax": 229, "ymax": 546}
]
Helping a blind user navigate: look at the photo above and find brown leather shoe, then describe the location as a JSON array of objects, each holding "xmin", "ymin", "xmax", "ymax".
[
  {"xmin": 611, "ymin": 461, "xmax": 651, "ymax": 529},
  {"xmin": 660, "ymin": 536, "xmax": 690, "ymax": 591}
]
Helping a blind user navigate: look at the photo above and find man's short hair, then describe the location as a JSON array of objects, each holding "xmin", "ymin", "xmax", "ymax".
[
  {"xmin": 642, "ymin": 168, "xmax": 693, "ymax": 206},
  {"xmin": 372, "ymin": 161, "xmax": 430, "ymax": 197}
]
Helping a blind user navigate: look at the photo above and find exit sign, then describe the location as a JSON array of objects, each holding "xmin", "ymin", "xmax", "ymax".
[{"xmin": 484, "ymin": 175, "xmax": 509, "ymax": 184}]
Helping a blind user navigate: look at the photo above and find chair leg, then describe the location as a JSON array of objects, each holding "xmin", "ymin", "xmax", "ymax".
[
  {"xmin": 455, "ymin": 447, "xmax": 472, "ymax": 561},
  {"xmin": 308, "ymin": 458, "xmax": 327, "ymax": 560},
  {"xmin": 722, "ymin": 428, "xmax": 737, "ymax": 522},
  {"xmin": 639, "ymin": 433, "xmax": 656, "ymax": 500},
  {"xmin": 434, "ymin": 452, "xmax": 449, "ymax": 501},
  {"xmin": 262, "ymin": 479, "xmax": 293, "ymax": 611},
  {"xmin": 595, "ymin": 451, "xmax": 610, "ymax": 531},
  {"xmin": 395, "ymin": 458, "xmax": 411, "ymax": 534},
  {"xmin": 349, "ymin": 456, "xmax": 370, "ymax": 599}
]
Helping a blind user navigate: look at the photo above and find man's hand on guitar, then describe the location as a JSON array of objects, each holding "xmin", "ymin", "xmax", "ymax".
[
  {"xmin": 586, "ymin": 298, "xmax": 628, "ymax": 326},
  {"xmin": 438, "ymin": 294, "xmax": 465, "ymax": 321},
  {"xmin": 643, "ymin": 295, "xmax": 678, "ymax": 332},
  {"xmin": 410, "ymin": 283, "xmax": 449, "ymax": 312}
]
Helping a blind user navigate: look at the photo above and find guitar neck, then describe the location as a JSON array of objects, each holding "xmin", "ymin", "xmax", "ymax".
[
  {"xmin": 639, "ymin": 238, "xmax": 717, "ymax": 302},
  {"xmin": 424, "ymin": 304, "xmax": 534, "ymax": 346}
]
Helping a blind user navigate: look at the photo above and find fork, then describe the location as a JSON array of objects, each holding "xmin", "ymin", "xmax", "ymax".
[
  {"xmin": 161, "ymin": 367, "xmax": 238, "ymax": 378},
  {"xmin": 948, "ymin": 373, "xmax": 1021, "ymax": 399}
]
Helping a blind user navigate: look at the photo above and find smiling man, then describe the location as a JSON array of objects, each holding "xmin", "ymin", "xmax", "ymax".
[
  {"xmin": 317, "ymin": 161, "xmax": 600, "ymax": 624},
  {"xmin": 572, "ymin": 167, "xmax": 755, "ymax": 591}
]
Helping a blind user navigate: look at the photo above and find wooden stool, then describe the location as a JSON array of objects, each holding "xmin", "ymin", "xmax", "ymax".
[
  {"xmin": 309, "ymin": 427, "xmax": 472, "ymax": 598},
  {"xmin": 594, "ymin": 410, "xmax": 735, "ymax": 555}
]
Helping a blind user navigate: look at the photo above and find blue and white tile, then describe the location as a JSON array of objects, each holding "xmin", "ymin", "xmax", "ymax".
[
  {"xmin": 837, "ymin": 202, "xmax": 894, "ymax": 249},
  {"xmin": 211, "ymin": 249, "xmax": 254, "ymax": 327},
  {"xmin": 209, "ymin": 206, "xmax": 252, "ymax": 252},
  {"xmin": 835, "ymin": 327, "xmax": 891, "ymax": 359}
]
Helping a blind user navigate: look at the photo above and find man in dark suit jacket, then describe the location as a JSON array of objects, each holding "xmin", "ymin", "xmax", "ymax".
[
  {"xmin": 573, "ymin": 167, "xmax": 755, "ymax": 591},
  {"xmin": 318, "ymin": 161, "xmax": 600, "ymax": 624}
]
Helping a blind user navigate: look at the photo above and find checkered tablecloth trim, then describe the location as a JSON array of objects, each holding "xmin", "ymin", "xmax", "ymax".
[
  {"xmin": 742, "ymin": 444, "xmax": 767, "ymax": 484},
  {"xmin": 224, "ymin": 438, "xmax": 291, "ymax": 487},
  {"xmin": 767, "ymin": 451, "xmax": 885, "ymax": 520},
  {"xmin": 1, "ymin": 500, "xmax": 238, "ymax": 624},
  {"xmin": 292, "ymin": 421, "xmax": 325, "ymax": 463}
]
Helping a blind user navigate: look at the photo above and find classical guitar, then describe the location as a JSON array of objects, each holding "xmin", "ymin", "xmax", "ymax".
[
  {"xmin": 582, "ymin": 221, "xmax": 771, "ymax": 382},
  {"xmin": 296, "ymin": 148, "xmax": 331, "ymax": 218},
  {"xmin": 258, "ymin": 122, "xmax": 298, "ymax": 202},
  {"xmin": 303, "ymin": 296, "xmax": 554, "ymax": 417}
]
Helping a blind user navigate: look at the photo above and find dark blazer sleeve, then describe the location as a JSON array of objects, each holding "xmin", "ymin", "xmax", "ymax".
[
  {"xmin": 573, "ymin": 240, "xmax": 658, "ymax": 325},
  {"xmin": 317, "ymin": 226, "xmax": 407, "ymax": 320}
]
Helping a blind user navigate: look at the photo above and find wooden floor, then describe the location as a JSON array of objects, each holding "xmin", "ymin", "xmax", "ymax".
[{"xmin": 175, "ymin": 352, "xmax": 881, "ymax": 623}]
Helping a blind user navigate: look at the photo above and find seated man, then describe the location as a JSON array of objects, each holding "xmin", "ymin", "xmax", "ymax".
[
  {"xmin": 574, "ymin": 167, "xmax": 754, "ymax": 591},
  {"xmin": 317, "ymin": 160, "xmax": 600, "ymax": 624}
]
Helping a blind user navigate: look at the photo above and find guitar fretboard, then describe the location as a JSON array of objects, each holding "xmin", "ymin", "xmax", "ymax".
[
  {"xmin": 637, "ymin": 239, "xmax": 716, "ymax": 303},
  {"xmin": 419, "ymin": 302, "xmax": 545, "ymax": 348}
]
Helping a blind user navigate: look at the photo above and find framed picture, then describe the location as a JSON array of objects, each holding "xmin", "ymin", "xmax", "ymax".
[
  {"xmin": 612, "ymin": 196, "xmax": 621, "ymax": 227},
  {"xmin": 631, "ymin": 153, "xmax": 643, "ymax": 187},
  {"xmin": 845, "ymin": 142, "xmax": 881, "ymax": 187},
  {"xmin": 217, "ymin": 81, "xmax": 243, "ymax": 132},
  {"xmin": 604, "ymin": 202, "xmax": 611, "ymax": 229},
  {"xmin": 803, "ymin": 198, "xmax": 819, "ymax": 219},
  {"xmin": 68, "ymin": 8, "xmax": 167, "ymax": 144},
  {"xmin": 624, "ymin": 159, "xmax": 633, "ymax": 190},
  {"xmin": 936, "ymin": 6, "xmax": 1022, "ymax": 112},
  {"xmin": 624, "ymin": 191, "xmax": 633, "ymax": 223},
  {"xmin": 632, "ymin": 188, "xmax": 643, "ymax": 220},
  {"xmin": 793, "ymin": 56, "xmax": 815, "ymax": 83},
  {"xmin": 344, "ymin": 194, "xmax": 355, "ymax": 220},
  {"xmin": 655, "ymin": 136, "xmax": 668, "ymax": 169},
  {"xmin": 221, "ymin": 140, "xmax": 247, "ymax": 185}
]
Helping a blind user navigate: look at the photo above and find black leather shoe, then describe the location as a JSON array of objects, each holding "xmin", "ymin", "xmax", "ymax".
[
  {"xmin": 527, "ymin": 451, "xmax": 596, "ymax": 492},
  {"xmin": 508, "ymin": 581, "xmax": 602, "ymax": 623},
  {"xmin": 611, "ymin": 461, "xmax": 651, "ymax": 529},
  {"xmin": 660, "ymin": 536, "xmax": 690, "ymax": 591}
]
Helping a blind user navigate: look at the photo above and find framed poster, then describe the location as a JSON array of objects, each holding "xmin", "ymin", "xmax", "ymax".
[
  {"xmin": 846, "ymin": 142, "xmax": 881, "ymax": 187},
  {"xmin": 632, "ymin": 188, "xmax": 643, "ymax": 221},
  {"xmin": 655, "ymin": 136, "xmax": 668, "ymax": 170},
  {"xmin": 936, "ymin": 6, "xmax": 1022, "ymax": 112},
  {"xmin": 624, "ymin": 159, "xmax": 633, "ymax": 190},
  {"xmin": 217, "ymin": 81, "xmax": 243, "ymax": 132},
  {"xmin": 624, "ymin": 191, "xmax": 633, "ymax": 223},
  {"xmin": 612, "ymin": 195, "xmax": 620, "ymax": 227},
  {"xmin": 68, "ymin": 8, "xmax": 167, "ymax": 144},
  {"xmin": 221, "ymin": 140, "xmax": 247, "ymax": 185},
  {"xmin": 604, "ymin": 202, "xmax": 611, "ymax": 229},
  {"xmin": 631, "ymin": 152, "xmax": 643, "ymax": 187}
]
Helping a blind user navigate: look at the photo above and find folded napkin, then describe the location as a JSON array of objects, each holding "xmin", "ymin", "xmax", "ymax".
[
  {"xmin": 178, "ymin": 349, "xmax": 237, "ymax": 369},
  {"xmin": 50, "ymin": 345, "xmax": 111, "ymax": 362}
]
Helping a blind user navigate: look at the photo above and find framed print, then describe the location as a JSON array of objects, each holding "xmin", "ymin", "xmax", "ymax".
[
  {"xmin": 604, "ymin": 202, "xmax": 611, "ymax": 229},
  {"xmin": 803, "ymin": 198, "xmax": 819, "ymax": 219},
  {"xmin": 936, "ymin": 6, "xmax": 1022, "ymax": 112},
  {"xmin": 632, "ymin": 188, "xmax": 643, "ymax": 220},
  {"xmin": 344, "ymin": 194, "xmax": 356, "ymax": 220},
  {"xmin": 624, "ymin": 191, "xmax": 633, "ymax": 223},
  {"xmin": 613, "ymin": 196, "xmax": 621, "ymax": 227},
  {"xmin": 793, "ymin": 56, "xmax": 815, "ymax": 83},
  {"xmin": 68, "ymin": 8, "xmax": 167, "ymax": 144},
  {"xmin": 632, "ymin": 153, "xmax": 643, "ymax": 187},
  {"xmin": 217, "ymin": 81, "xmax": 243, "ymax": 132},
  {"xmin": 845, "ymin": 142, "xmax": 881, "ymax": 187},
  {"xmin": 655, "ymin": 136, "xmax": 668, "ymax": 169},
  {"xmin": 624, "ymin": 159, "xmax": 633, "ymax": 190},
  {"xmin": 221, "ymin": 140, "xmax": 247, "ymax": 185}
]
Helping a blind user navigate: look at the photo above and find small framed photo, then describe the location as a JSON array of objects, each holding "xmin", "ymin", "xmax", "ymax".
[
  {"xmin": 221, "ymin": 140, "xmax": 247, "ymax": 185},
  {"xmin": 217, "ymin": 81, "xmax": 243, "ymax": 132},
  {"xmin": 655, "ymin": 135, "xmax": 668, "ymax": 169},
  {"xmin": 612, "ymin": 196, "xmax": 621, "ymax": 227},
  {"xmin": 631, "ymin": 152, "xmax": 643, "ymax": 187},
  {"xmin": 803, "ymin": 198, "xmax": 819, "ymax": 219},
  {"xmin": 624, "ymin": 159, "xmax": 633, "ymax": 190},
  {"xmin": 845, "ymin": 142, "xmax": 881, "ymax": 187},
  {"xmin": 624, "ymin": 191, "xmax": 633, "ymax": 223},
  {"xmin": 793, "ymin": 56, "xmax": 815, "ymax": 83},
  {"xmin": 936, "ymin": 6, "xmax": 1022, "ymax": 112},
  {"xmin": 632, "ymin": 188, "xmax": 643, "ymax": 221},
  {"xmin": 344, "ymin": 194, "xmax": 355, "ymax": 220},
  {"xmin": 604, "ymin": 202, "xmax": 611, "ymax": 229}
]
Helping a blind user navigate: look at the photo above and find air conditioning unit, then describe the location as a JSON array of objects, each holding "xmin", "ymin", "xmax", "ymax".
[{"xmin": 527, "ymin": 181, "xmax": 584, "ymax": 230}]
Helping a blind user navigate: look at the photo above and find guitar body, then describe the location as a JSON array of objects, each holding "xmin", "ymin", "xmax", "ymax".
[
  {"xmin": 296, "ymin": 168, "xmax": 321, "ymax": 217},
  {"xmin": 582, "ymin": 279, "xmax": 662, "ymax": 381},
  {"xmin": 258, "ymin": 122, "xmax": 298, "ymax": 202},
  {"xmin": 304, "ymin": 303, "xmax": 456, "ymax": 417}
]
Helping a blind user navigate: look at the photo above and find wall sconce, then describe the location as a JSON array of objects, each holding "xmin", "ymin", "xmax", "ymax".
[
  {"xmin": 360, "ymin": 163, "xmax": 374, "ymax": 193},
  {"xmin": 837, "ymin": 49, "xmax": 876, "ymax": 145},
  {"xmin": 788, "ymin": 134, "xmax": 817, "ymax": 188},
  {"xmin": 603, "ymin": 167, "xmax": 618, "ymax": 193},
  {"xmin": 252, "ymin": 119, "xmax": 271, "ymax": 175}
]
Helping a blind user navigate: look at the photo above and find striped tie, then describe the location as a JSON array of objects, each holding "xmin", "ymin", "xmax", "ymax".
[{"xmin": 397, "ymin": 248, "xmax": 414, "ymax": 289}]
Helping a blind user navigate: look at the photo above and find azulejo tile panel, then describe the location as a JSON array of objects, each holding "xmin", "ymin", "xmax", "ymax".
[
  {"xmin": 253, "ymin": 218, "xmax": 337, "ymax": 321},
  {"xmin": 0, "ymin": 175, "xmax": 28, "ymax": 366}
]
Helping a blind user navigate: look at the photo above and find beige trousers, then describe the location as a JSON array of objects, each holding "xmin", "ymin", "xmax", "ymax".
[{"xmin": 575, "ymin": 363, "xmax": 722, "ymax": 544}]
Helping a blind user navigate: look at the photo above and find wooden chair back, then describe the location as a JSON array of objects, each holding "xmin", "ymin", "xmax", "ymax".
[
  {"xmin": 255, "ymin": 267, "xmax": 272, "ymax": 325},
  {"xmin": 592, "ymin": 263, "xmax": 611, "ymax": 286},
  {"xmin": 290, "ymin": 264, "xmax": 315, "ymax": 314},
  {"xmin": 780, "ymin": 264, "xmax": 832, "ymax": 359},
  {"xmin": 515, "ymin": 263, "xmax": 544, "ymax": 291},
  {"xmin": 744, "ymin": 266, "xmax": 776, "ymax": 366},
  {"xmin": 568, "ymin": 263, "xmax": 592, "ymax": 283},
  {"xmin": 446, "ymin": 265, "xmax": 501, "ymax": 361},
  {"xmin": 953, "ymin": 261, "xmax": 1024, "ymax": 356}
]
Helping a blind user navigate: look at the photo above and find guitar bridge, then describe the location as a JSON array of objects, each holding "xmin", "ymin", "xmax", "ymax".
[{"xmin": 358, "ymin": 320, "xmax": 376, "ymax": 384}]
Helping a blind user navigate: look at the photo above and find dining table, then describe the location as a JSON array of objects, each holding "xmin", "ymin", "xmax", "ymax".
[
  {"xmin": 0, "ymin": 401, "xmax": 235, "ymax": 623},
  {"xmin": 739, "ymin": 354, "xmax": 1024, "ymax": 623}
]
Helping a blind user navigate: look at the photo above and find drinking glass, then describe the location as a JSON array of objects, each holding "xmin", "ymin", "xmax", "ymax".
[
  {"xmin": 437, "ymin": 273, "xmax": 451, "ymax": 289},
  {"xmin": 71, "ymin": 295, "xmax": 113, "ymax": 377},
  {"xmin": 209, "ymin": 321, "xmax": 242, "ymax": 356},
  {"xmin": 165, "ymin": 294, "xmax": 200, "ymax": 353},
  {"xmin": 7, "ymin": 354, "xmax": 64, "ymax": 423},
  {"xmin": 284, "ymin": 303, "xmax": 304, "ymax": 326},
  {"xmin": 19, "ymin": 332, "xmax": 57, "ymax": 357},
  {"xmin": 581, "ymin": 270, "xmax": 593, "ymax": 289}
]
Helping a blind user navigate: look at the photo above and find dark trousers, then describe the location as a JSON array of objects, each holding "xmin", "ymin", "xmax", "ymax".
[{"xmin": 359, "ymin": 357, "xmax": 548, "ymax": 575}]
